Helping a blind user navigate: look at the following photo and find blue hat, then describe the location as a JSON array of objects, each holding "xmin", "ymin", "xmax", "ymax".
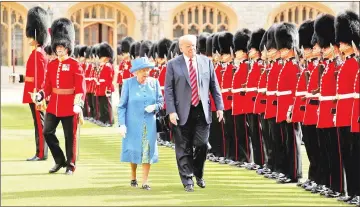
[{"xmin": 130, "ymin": 57, "xmax": 155, "ymax": 73}]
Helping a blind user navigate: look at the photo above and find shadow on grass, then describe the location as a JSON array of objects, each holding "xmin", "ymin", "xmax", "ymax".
[{"xmin": 1, "ymin": 172, "xmax": 60, "ymax": 177}]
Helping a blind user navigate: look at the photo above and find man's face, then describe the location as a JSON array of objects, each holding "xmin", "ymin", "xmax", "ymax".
[
  {"xmin": 180, "ymin": 38, "xmax": 196, "ymax": 58},
  {"xmin": 56, "ymin": 45, "xmax": 68, "ymax": 57}
]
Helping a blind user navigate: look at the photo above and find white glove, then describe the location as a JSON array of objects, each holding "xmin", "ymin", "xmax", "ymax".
[
  {"xmin": 333, "ymin": 115, "xmax": 336, "ymax": 125},
  {"xmin": 28, "ymin": 92, "xmax": 43, "ymax": 103},
  {"xmin": 119, "ymin": 125, "xmax": 127, "ymax": 138},
  {"xmin": 73, "ymin": 105, "xmax": 82, "ymax": 114},
  {"xmin": 286, "ymin": 111, "xmax": 292, "ymax": 123},
  {"xmin": 145, "ymin": 104, "xmax": 156, "ymax": 113}
]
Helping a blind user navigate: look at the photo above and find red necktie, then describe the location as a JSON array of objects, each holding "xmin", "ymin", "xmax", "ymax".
[{"xmin": 189, "ymin": 58, "xmax": 199, "ymax": 106}]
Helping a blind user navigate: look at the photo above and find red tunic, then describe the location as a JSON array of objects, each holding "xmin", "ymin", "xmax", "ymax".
[
  {"xmin": 41, "ymin": 58, "xmax": 86, "ymax": 117},
  {"xmin": 122, "ymin": 61, "xmax": 132, "ymax": 80},
  {"xmin": 317, "ymin": 60, "xmax": 337, "ymax": 128},
  {"xmin": 84, "ymin": 63, "xmax": 92, "ymax": 94},
  {"xmin": 276, "ymin": 59, "xmax": 299, "ymax": 123},
  {"xmin": 95, "ymin": 62, "xmax": 115, "ymax": 96},
  {"xmin": 243, "ymin": 61, "xmax": 261, "ymax": 114},
  {"xmin": 211, "ymin": 64, "xmax": 223, "ymax": 112},
  {"xmin": 291, "ymin": 65, "xmax": 311, "ymax": 123},
  {"xmin": 303, "ymin": 61, "xmax": 319, "ymax": 125},
  {"xmin": 221, "ymin": 63, "xmax": 235, "ymax": 111},
  {"xmin": 253, "ymin": 64, "xmax": 268, "ymax": 114},
  {"xmin": 117, "ymin": 60, "xmax": 125, "ymax": 84},
  {"xmin": 335, "ymin": 57, "xmax": 358, "ymax": 127},
  {"xmin": 158, "ymin": 64, "xmax": 167, "ymax": 108},
  {"xmin": 265, "ymin": 60, "xmax": 282, "ymax": 119},
  {"xmin": 351, "ymin": 69, "xmax": 360, "ymax": 133},
  {"xmin": 23, "ymin": 48, "xmax": 47, "ymax": 104},
  {"xmin": 231, "ymin": 61, "xmax": 248, "ymax": 115}
]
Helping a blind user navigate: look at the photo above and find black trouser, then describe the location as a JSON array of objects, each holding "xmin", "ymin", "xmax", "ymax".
[
  {"xmin": 339, "ymin": 127, "xmax": 360, "ymax": 196},
  {"xmin": 248, "ymin": 113, "xmax": 264, "ymax": 166},
  {"xmin": 279, "ymin": 121, "xmax": 302, "ymax": 180},
  {"xmin": 118, "ymin": 84, "xmax": 122, "ymax": 97},
  {"xmin": 224, "ymin": 109, "xmax": 235, "ymax": 160},
  {"xmin": 158, "ymin": 109, "xmax": 171, "ymax": 142},
  {"xmin": 90, "ymin": 94, "xmax": 97, "ymax": 119},
  {"xmin": 209, "ymin": 111, "xmax": 223, "ymax": 157},
  {"xmin": 172, "ymin": 102, "xmax": 209, "ymax": 186},
  {"xmin": 316, "ymin": 128, "xmax": 331, "ymax": 186},
  {"xmin": 268, "ymin": 118, "xmax": 286, "ymax": 174},
  {"xmin": 234, "ymin": 114, "xmax": 250, "ymax": 163},
  {"xmin": 98, "ymin": 95, "xmax": 113, "ymax": 125},
  {"xmin": 260, "ymin": 114, "xmax": 273, "ymax": 169},
  {"xmin": 43, "ymin": 113, "xmax": 78, "ymax": 170},
  {"xmin": 84, "ymin": 93, "xmax": 92, "ymax": 118},
  {"xmin": 29, "ymin": 103, "xmax": 48, "ymax": 159},
  {"xmin": 301, "ymin": 125, "xmax": 320, "ymax": 182}
]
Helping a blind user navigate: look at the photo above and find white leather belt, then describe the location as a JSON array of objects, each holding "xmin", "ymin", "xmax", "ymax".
[
  {"xmin": 354, "ymin": 93, "xmax": 360, "ymax": 99},
  {"xmin": 266, "ymin": 91, "xmax": 277, "ymax": 96},
  {"xmin": 231, "ymin": 88, "xmax": 245, "ymax": 93},
  {"xmin": 246, "ymin": 87, "xmax": 257, "ymax": 92},
  {"xmin": 85, "ymin": 78, "xmax": 91, "ymax": 81},
  {"xmin": 306, "ymin": 92, "xmax": 320, "ymax": 98},
  {"xmin": 277, "ymin": 91, "xmax": 292, "ymax": 96},
  {"xmin": 160, "ymin": 86, "xmax": 165, "ymax": 90},
  {"xmin": 295, "ymin": 91, "xmax": 307, "ymax": 96},
  {"xmin": 337, "ymin": 93, "xmax": 355, "ymax": 100},
  {"xmin": 319, "ymin": 96, "xmax": 336, "ymax": 101},
  {"xmin": 221, "ymin": 88, "xmax": 231, "ymax": 93},
  {"xmin": 99, "ymin": 79, "xmax": 105, "ymax": 82},
  {"xmin": 257, "ymin": 88, "xmax": 266, "ymax": 93}
]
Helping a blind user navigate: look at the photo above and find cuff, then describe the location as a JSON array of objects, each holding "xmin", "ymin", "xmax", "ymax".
[{"xmin": 74, "ymin": 93, "xmax": 84, "ymax": 108}]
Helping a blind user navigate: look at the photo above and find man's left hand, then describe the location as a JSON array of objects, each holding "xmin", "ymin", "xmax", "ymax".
[
  {"xmin": 216, "ymin": 110, "xmax": 224, "ymax": 122},
  {"xmin": 73, "ymin": 105, "xmax": 82, "ymax": 114}
]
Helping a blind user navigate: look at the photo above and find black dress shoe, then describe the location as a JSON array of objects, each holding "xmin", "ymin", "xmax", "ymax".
[
  {"xmin": 26, "ymin": 156, "xmax": 46, "ymax": 161},
  {"xmin": 347, "ymin": 196, "xmax": 359, "ymax": 205},
  {"xmin": 141, "ymin": 184, "xmax": 151, "ymax": 190},
  {"xmin": 338, "ymin": 195, "xmax": 353, "ymax": 202},
  {"xmin": 277, "ymin": 177, "xmax": 298, "ymax": 184},
  {"xmin": 65, "ymin": 168, "xmax": 74, "ymax": 175},
  {"xmin": 49, "ymin": 163, "xmax": 66, "ymax": 173},
  {"xmin": 196, "ymin": 178, "xmax": 206, "ymax": 188},
  {"xmin": 130, "ymin": 180, "xmax": 138, "ymax": 187},
  {"xmin": 184, "ymin": 185, "xmax": 194, "ymax": 192},
  {"xmin": 325, "ymin": 190, "xmax": 341, "ymax": 198}
]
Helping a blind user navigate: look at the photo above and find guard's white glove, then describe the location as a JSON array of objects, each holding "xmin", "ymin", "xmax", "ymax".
[
  {"xmin": 73, "ymin": 105, "xmax": 82, "ymax": 114},
  {"xmin": 119, "ymin": 125, "xmax": 127, "ymax": 138},
  {"xmin": 286, "ymin": 105, "xmax": 293, "ymax": 123},
  {"xmin": 145, "ymin": 104, "xmax": 156, "ymax": 113},
  {"xmin": 28, "ymin": 92, "xmax": 43, "ymax": 103},
  {"xmin": 333, "ymin": 115, "xmax": 336, "ymax": 125}
]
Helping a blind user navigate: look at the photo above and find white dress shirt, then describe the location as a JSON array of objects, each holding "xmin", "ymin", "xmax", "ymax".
[{"xmin": 184, "ymin": 55, "xmax": 201, "ymax": 98}]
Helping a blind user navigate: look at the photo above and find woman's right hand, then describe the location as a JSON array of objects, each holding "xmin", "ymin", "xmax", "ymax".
[{"xmin": 119, "ymin": 125, "xmax": 127, "ymax": 138}]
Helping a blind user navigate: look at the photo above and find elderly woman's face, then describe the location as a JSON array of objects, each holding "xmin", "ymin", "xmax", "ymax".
[{"xmin": 135, "ymin": 68, "xmax": 150, "ymax": 78}]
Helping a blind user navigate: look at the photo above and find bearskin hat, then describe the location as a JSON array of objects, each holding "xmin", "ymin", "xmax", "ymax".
[
  {"xmin": 26, "ymin": 6, "xmax": 49, "ymax": 46},
  {"xmin": 91, "ymin": 44, "xmax": 100, "ymax": 58},
  {"xmin": 266, "ymin": 24, "xmax": 279, "ymax": 50},
  {"xmin": 174, "ymin": 41, "xmax": 182, "ymax": 56},
  {"xmin": 259, "ymin": 31, "xmax": 268, "ymax": 52},
  {"xmin": 205, "ymin": 34, "xmax": 214, "ymax": 57},
  {"xmin": 157, "ymin": 38, "xmax": 172, "ymax": 59},
  {"xmin": 167, "ymin": 40, "xmax": 178, "ymax": 60},
  {"xmin": 335, "ymin": 11, "xmax": 360, "ymax": 49},
  {"xmin": 121, "ymin": 36, "xmax": 134, "ymax": 53},
  {"xmin": 233, "ymin": 29, "xmax": 251, "ymax": 52},
  {"xmin": 218, "ymin": 32, "xmax": 234, "ymax": 55},
  {"xmin": 299, "ymin": 20, "xmax": 315, "ymax": 49},
  {"xmin": 197, "ymin": 32, "xmax": 210, "ymax": 55},
  {"xmin": 85, "ymin": 46, "xmax": 92, "ymax": 59},
  {"xmin": 149, "ymin": 42, "xmax": 158, "ymax": 59},
  {"xmin": 73, "ymin": 45, "xmax": 80, "ymax": 58},
  {"xmin": 314, "ymin": 14, "xmax": 336, "ymax": 48},
  {"xmin": 51, "ymin": 18, "xmax": 75, "ymax": 56},
  {"xmin": 117, "ymin": 45, "xmax": 122, "ymax": 55},
  {"xmin": 212, "ymin": 33, "xmax": 220, "ymax": 54},
  {"xmin": 139, "ymin": 40, "xmax": 152, "ymax": 57},
  {"xmin": 44, "ymin": 44, "xmax": 52, "ymax": 56},
  {"xmin": 99, "ymin": 42, "xmax": 114, "ymax": 60},
  {"xmin": 79, "ymin": 45, "xmax": 87, "ymax": 57},
  {"xmin": 275, "ymin": 22, "xmax": 299, "ymax": 50},
  {"xmin": 247, "ymin": 28, "xmax": 265, "ymax": 52},
  {"xmin": 130, "ymin": 41, "xmax": 142, "ymax": 58}
]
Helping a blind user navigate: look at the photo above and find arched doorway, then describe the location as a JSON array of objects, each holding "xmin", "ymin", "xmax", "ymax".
[
  {"xmin": 68, "ymin": 2, "xmax": 135, "ymax": 63},
  {"xmin": 1, "ymin": 2, "xmax": 28, "ymax": 67},
  {"xmin": 266, "ymin": 2, "xmax": 335, "ymax": 28},
  {"xmin": 169, "ymin": 2, "xmax": 238, "ymax": 39}
]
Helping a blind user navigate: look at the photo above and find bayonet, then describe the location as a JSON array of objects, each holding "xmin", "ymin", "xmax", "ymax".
[{"xmin": 230, "ymin": 47, "xmax": 234, "ymax": 59}]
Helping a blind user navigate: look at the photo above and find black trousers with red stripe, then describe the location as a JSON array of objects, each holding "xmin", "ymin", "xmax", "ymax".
[
  {"xmin": 98, "ymin": 95, "xmax": 113, "ymax": 125},
  {"xmin": 301, "ymin": 125, "xmax": 321, "ymax": 183},
  {"xmin": 83, "ymin": 93, "xmax": 92, "ymax": 118},
  {"xmin": 234, "ymin": 114, "xmax": 250, "ymax": 163},
  {"xmin": 224, "ymin": 109, "xmax": 235, "ymax": 161},
  {"xmin": 247, "ymin": 113, "xmax": 265, "ymax": 166},
  {"xmin": 317, "ymin": 128, "xmax": 332, "ymax": 186},
  {"xmin": 29, "ymin": 103, "xmax": 48, "ymax": 159},
  {"xmin": 339, "ymin": 127, "xmax": 360, "ymax": 196},
  {"xmin": 268, "ymin": 118, "xmax": 286, "ymax": 174},
  {"xmin": 209, "ymin": 111, "xmax": 223, "ymax": 157},
  {"xmin": 43, "ymin": 113, "xmax": 78, "ymax": 170},
  {"xmin": 260, "ymin": 114, "xmax": 273, "ymax": 170},
  {"xmin": 90, "ymin": 94, "xmax": 97, "ymax": 119},
  {"xmin": 279, "ymin": 121, "xmax": 302, "ymax": 180}
]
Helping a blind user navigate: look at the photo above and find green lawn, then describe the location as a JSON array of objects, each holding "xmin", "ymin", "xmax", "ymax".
[{"xmin": 1, "ymin": 105, "xmax": 349, "ymax": 206}]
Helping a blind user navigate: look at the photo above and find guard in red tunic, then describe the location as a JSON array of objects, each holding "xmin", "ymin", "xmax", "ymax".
[
  {"xmin": 149, "ymin": 42, "xmax": 159, "ymax": 78},
  {"xmin": 78, "ymin": 45, "xmax": 88, "ymax": 117},
  {"xmin": 117, "ymin": 37, "xmax": 134, "ymax": 97},
  {"xmin": 95, "ymin": 42, "xmax": 115, "ymax": 127},
  {"xmin": 334, "ymin": 11, "xmax": 360, "ymax": 203},
  {"xmin": 263, "ymin": 24, "xmax": 286, "ymax": 180},
  {"xmin": 274, "ymin": 23, "xmax": 302, "ymax": 184},
  {"xmin": 231, "ymin": 29, "xmax": 252, "ymax": 166},
  {"xmin": 34, "ymin": 18, "xmax": 85, "ymax": 175},
  {"xmin": 218, "ymin": 32, "xmax": 236, "ymax": 164},
  {"xmin": 352, "ymin": 70, "xmax": 360, "ymax": 133},
  {"xmin": 13, "ymin": 7, "xmax": 50, "ymax": 161},
  {"xmin": 83, "ymin": 46, "xmax": 93, "ymax": 119},
  {"xmin": 314, "ymin": 14, "xmax": 339, "ymax": 195}
]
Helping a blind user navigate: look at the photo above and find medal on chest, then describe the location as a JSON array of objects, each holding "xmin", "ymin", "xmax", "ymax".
[{"xmin": 62, "ymin": 64, "xmax": 70, "ymax": 71}]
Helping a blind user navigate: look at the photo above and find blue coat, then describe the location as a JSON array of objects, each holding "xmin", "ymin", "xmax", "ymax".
[{"xmin": 118, "ymin": 77, "xmax": 164, "ymax": 164}]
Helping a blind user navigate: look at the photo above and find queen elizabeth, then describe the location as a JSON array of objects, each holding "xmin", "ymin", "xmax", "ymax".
[{"xmin": 118, "ymin": 57, "xmax": 164, "ymax": 190}]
